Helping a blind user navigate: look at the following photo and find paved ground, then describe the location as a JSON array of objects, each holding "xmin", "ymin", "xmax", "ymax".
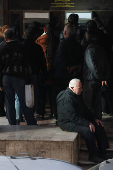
[
  {"xmin": 0, "ymin": 112, "xmax": 112, "ymax": 125},
  {"xmin": 0, "ymin": 111, "xmax": 56, "ymax": 126}
]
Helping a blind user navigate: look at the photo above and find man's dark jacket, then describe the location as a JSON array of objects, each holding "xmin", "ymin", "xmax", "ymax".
[
  {"xmin": 57, "ymin": 87, "xmax": 95, "ymax": 131},
  {"xmin": 22, "ymin": 39, "xmax": 47, "ymax": 77},
  {"xmin": 83, "ymin": 44, "xmax": 110, "ymax": 81},
  {"xmin": 0, "ymin": 40, "xmax": 32, "ymax": 86},
  {"xmin": 54, "ymin": 36, "xmax": 83, "ymax": 80}
]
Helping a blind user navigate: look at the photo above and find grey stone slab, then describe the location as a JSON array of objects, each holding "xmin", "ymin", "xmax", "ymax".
[
  {"xmin": 6, "ymin": 131, "xmax": 34, "ymax": 140},
  {"xmin": 0, "ymin": 124, "xmax": 79, "ymax": 164},
  {"xmin": 30, "ymin": 127, "xmax": 59, "ymax": 140},
  {"xmin": 50, "ymin": 141, "xmax": 73, "ymax": 163},
  {"xmin": 0, "ymin": 140, "xmax": 6, "ymax": 155},
  {"xmin": 51, "ymin": 131, "xmax": 77, "ymax": 141},
  {"xmin": 0, "ymin": 125, "xmax": 16, "ymax": 132},
  {"xmin": 6, "ymin": 126, "xmax": 40, "ymax": 140},
  {"xmin": 6, "ymin": 141, "xmax": 29, "ymax": 156},
  {"xmin": 28, "ymin": 141, "xmax": 51, "ymax": 157},
  {"xmin": 0, "ymin": 126, "xmax": 16, "ymax": 140}
]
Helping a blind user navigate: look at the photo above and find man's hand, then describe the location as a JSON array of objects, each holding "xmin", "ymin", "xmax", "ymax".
[
  {"xmin": 89, "ymin": 123, "xmax": 95, "ymax": 133},
  {"xmin": 0, "ymin": 87, "xmax": 3, "ymax": 91},
  {"xmin": 102, "ymin": 81, "xmax": 107, "ymax": 86},
  {"xmin": 95, "ymin": 119, "xmax": 104, "ymax": 127}
]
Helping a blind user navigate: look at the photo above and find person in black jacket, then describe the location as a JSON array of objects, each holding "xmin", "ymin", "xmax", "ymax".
[
  {"xmin": 57, "ymin": 78, "xmax": 110, "ymax": 163},
  {"xmin": 83, "ymin": 31, "xmax": 110, "ymax": 120},
  {"xmin": 0, "ymin": 25, "xmax": 9, "ymax": 117},
  {"xmin": 22, "ymin": 27, "xmax": 47, "ymax": 118},
  {"xmin": 0, "ymin": 28, "xmax": 37, "ymax": 125}
]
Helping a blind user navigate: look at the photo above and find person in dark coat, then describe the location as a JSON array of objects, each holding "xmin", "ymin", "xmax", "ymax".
[
  {"xmin": 0, "ymin": 28, "xmax": 37, "ymax": 125},
  {"xmin": 0, "ymin": 25, "xmax": 9, "ymax": 117},
  {"xmin": 22, "ymin": 27, "xmax": 47, "ymax": 117},
  {"xmin": 54, "ymin": 23, "xmax": 83, "ymax": 83},
  {"xmin": 57, "ymin": 78, "xmax": 110, "ymax": 163},
  {"xmin": 83, "ymin": 31, "xmax": 110, "ymax": 120}
]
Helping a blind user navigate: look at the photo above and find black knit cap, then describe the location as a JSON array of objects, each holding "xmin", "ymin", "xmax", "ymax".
[
  {"xmin": 25, "ymin": 27, "xmax": 37, "ymax": 40},
  {"xmin": 29, "ymin": 21, "xmax": 40, "ymax": 30},
  {"xmin": 29, "ymin": 21, "xmax": 43, "ymax": 38},
  {"xmin": 68, "ymin": 14, "xmax": 79, "ymax": 25}
]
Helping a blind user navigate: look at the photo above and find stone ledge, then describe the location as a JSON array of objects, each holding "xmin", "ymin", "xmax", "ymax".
[{"xmin": 0, "ymin": 125, "xmax": 78, "ymax": 164}]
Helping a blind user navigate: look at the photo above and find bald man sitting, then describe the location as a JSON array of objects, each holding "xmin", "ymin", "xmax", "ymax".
[{"xmin": 57, "ymin": 78, "xmax": 111, "ymax": 163}]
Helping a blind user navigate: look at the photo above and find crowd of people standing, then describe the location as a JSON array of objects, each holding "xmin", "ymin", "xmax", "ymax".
[
  {"xmin": 0, "ymin": 14, "xmax": 113, "ymax": 126},
  {"xmin": 0, "ymin": 13, "xmax": 113, "ymax": 163}
]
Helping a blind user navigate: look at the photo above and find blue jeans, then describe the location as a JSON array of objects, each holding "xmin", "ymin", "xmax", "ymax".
[
  {"xmin": 15, "ymin": 93, "xmax": 21, "ymax": 121},
  {"xmin": 3, "ymin": 75, "xmax": 37, "ymax": 125}
]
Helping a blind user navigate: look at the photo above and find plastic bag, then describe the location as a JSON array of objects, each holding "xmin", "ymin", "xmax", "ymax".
[{"xmin": 25, "ymin": 85, "xmax": 34, "ymax": 108}]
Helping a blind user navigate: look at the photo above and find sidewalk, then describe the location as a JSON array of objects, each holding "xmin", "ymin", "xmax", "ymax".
[{"xmin": 0, "ymin": 114, "xmax": 56, "ymax": 126}]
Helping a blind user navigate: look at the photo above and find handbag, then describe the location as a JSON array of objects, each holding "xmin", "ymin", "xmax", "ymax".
[{"xmin": 25, "ymin": 84, "xmax": 34, "ymax": 108}]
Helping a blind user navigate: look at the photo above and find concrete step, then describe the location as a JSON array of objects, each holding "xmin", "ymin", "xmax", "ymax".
[
  {"xmin": 78, "ymin": 159, "xmax": 96, "ymax": 165},
  {"xmin": 77, "ymin": 159, "xmax": 97, "ymax": 170},
  {"xmin": 0, "ymin": 125, "xmax": 78, "ymax": 165}
]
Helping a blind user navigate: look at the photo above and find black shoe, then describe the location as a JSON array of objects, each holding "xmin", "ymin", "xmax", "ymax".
[
  {"xmin": 89, "ymin": 156, "xmax": 103, "ymax": 163},
  {"xmin": 56, "ymin": 120, "xmax": 58, "ymax": 126},
  {"xmin": 16, "ymin": 120, "xmax": 20, "ymax": 125}
]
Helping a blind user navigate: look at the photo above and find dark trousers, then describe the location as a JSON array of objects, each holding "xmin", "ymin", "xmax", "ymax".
[
  {"xmin": 101, "ymin": 84, "xmax": 113, "ymax": 114},
  {"xmin": 3, "ymin": 75, "xmax": 37, "ymax": 125},
  {"xmin": 64, "ymin": 122, "xmax": 109, "ymax": 157},
  {"xmin": 83, "ymin": 80, "xmax": 102, "ymax": 119},
  {"xmin": 0, "ymin": 91, "xmax": 5, "ymax": 116}
]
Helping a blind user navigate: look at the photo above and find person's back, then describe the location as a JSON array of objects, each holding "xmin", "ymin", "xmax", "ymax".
[
  {"xmin": 0, "ymin": 32, "xmax": 27, "ymax": 80},
  {"xmin": 22, "ymin": 27, "xmax": 47, "ymax": 77},
  {"xmin": 54, "ymin": 23, "xmax": 83, "ymax": 84},
  {"xmin": 22, "ymin": 27, "xmax": 47, "ymax": 117},
  {"xmin": 59, "ymin": 13, "xmax": 81, "ymax": 43},
  {"xmin": 0, "ymin": 28, "xmax": 37, "ymax": 125}
]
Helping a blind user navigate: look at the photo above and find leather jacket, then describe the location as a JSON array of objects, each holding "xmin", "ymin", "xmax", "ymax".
[{"xmin": 83, "ymin": 44, "xmax": 110, "ymax": 81}]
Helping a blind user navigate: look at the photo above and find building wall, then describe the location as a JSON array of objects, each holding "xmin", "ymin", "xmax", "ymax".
[
  {"xmin": 8, "ymin": 0, "xmax": 113, "ymax": 28},
  {"xmin": 1, "ymin": 0, "xmax": 113, "ymax": 35},
  {"xmin": 8, "ymin": 0, "xmax": 113, "ymax": 10},
  {"xmin": 0, "ymin": 0, "xmax": 3, "ymax": 26}
]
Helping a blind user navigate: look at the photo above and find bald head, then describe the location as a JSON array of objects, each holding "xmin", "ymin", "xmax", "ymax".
[
  {"xmin": 69, "ymin": 79, "xmax": 82, "ymax": 95},
  {"xmin": 63, "ymin": 23, "xmax": 76, "ymax": 38}
]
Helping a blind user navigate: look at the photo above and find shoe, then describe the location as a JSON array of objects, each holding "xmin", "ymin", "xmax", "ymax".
[
  {"xmin": 56, "ymin": 121, "xmax": 58, "ymax": 126},
  {"xmin": 16, "ymin": 120, "xmax": 20, "ymax": 125},
  {"xmin": 89, "ymin": 156, "xmax": 103, "ymax": 163},
  {"xmin": 102, "ymin": 112, "xmax": 107, "ymax": 115}
]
